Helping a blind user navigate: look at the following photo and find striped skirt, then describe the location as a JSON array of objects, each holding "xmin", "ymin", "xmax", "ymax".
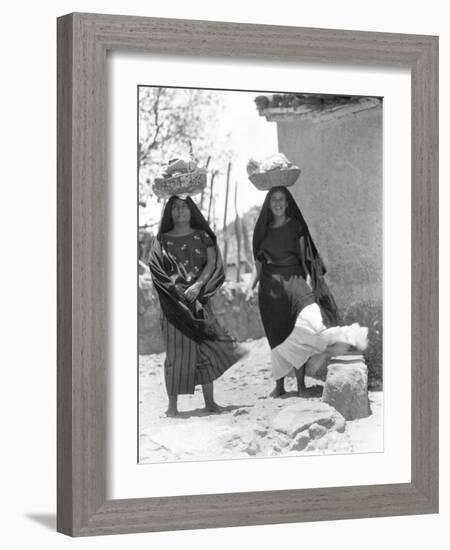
[{"xmin": 161, "ymin": 309, "xmax": 247, "ymax": 396}]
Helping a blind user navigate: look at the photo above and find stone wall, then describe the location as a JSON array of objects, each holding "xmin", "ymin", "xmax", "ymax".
[{"xmin": 139, "ymin": 268, "xmax": 166, "ymax": 354}]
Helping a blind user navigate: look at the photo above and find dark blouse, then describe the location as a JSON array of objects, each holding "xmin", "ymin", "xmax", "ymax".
[
  {"xmin": 161, "ymin": 229, "xmax": 214, "ymax": 289},
  {"xmin": 257, "ymin": 217, "xmax": 315, "ymax": 347},
  {"xmin": 258, "ymin": 218, "xmax": 306, "ymax": 268}
]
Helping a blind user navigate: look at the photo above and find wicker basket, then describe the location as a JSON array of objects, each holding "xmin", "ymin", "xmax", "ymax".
[
  {"xmin": 152, "ymin": 169, "xmax": 207, "ymax": 199},
  {"xmin": 248, "ymin": 167, "xmax": 301, "ymax": 191}
]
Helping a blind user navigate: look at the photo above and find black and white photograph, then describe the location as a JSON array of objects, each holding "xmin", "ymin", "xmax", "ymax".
[{"xmin": 138, "ymin": 86, "xmax": 383, "ymax": 463}]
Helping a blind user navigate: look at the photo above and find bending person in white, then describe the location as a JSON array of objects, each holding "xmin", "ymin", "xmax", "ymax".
[{"xmin": 270, "ymin": 302, "xmax": 368, "ymax": 381}]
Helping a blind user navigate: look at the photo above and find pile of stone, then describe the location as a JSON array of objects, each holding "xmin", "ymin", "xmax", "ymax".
[{"xmin": 272, "ymin": 354, "xmax": 371, "ymax": 454}]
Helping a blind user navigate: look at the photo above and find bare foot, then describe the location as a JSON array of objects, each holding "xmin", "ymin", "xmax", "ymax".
[
  {"xmin": 270, "ymin": 386, "xmax": 286, "ymax": 398},
  {"xmin": 165, "ymin": 407, "xmax": 178, "ymax": 418},
  {"xmin": 204, "ymin": 402, "xmax": 224, "ymax": 414},
  {"xmin": 296, "ymin": 386, "xmax": 309, "ymax": 397}
]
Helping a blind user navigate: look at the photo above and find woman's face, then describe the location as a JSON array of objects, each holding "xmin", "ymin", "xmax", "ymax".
[
  {"xmin": 269, "ymin": 190, "xmax": 288, "ymax": 218},
  {"xmin": 171, "ymin": 198, "xmax": 191, "ymax": 225}
]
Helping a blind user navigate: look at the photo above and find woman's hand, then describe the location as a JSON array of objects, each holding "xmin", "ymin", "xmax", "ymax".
[
  {"xmin": 245, "ymin": 286, "xmax": 256, "ymax": 305},
  {"xmin": 184, "ymin": 281, "xmax": 202, "ymax": 302},
  {"xmin": 306, "ymin": 274, "xmax": 312, "ymax": 289}
]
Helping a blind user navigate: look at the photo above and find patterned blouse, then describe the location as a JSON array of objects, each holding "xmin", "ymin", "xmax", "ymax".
[{"xmin": 160, "ymin": 229, "xmax": 214, "ymax": 289}]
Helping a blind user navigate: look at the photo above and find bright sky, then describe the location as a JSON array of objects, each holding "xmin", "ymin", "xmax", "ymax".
[{"xmin": 139, "ymin": 89, "xmax": 278, "ymax": 228}]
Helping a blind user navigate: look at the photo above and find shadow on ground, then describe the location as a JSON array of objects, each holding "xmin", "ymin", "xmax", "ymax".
[
  {"xmin": 174, "ymin": 404, "xmax": 252, "ymax": 419},
  {"xmin": 25, "ymin": 513, "xmax": 56, "ymax": 531}
]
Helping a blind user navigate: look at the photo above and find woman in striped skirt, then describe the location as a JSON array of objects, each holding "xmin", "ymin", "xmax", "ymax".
[{"xmin": 149, "ymin": 195, "xmax": 247, "ymax": 417}]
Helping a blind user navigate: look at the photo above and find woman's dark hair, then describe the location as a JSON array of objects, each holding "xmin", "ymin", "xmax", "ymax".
[
  {"xmin": 252, "ymin": 186, "xmax": 308, "ymax": 258},
  {"xmin": 157, "ymin": 195, "xmax": 217, "ymax": 243}
]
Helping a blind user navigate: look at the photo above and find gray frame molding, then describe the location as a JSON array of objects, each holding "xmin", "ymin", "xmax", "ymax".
[{"xmin": 57, "ymin": 12, "xmax": 438, "ymax": 537}]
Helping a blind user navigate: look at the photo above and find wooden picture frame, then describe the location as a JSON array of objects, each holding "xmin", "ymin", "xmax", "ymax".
[{"xmin": 57, "ymin": 12, "xmax": 438, "ymax": 536}]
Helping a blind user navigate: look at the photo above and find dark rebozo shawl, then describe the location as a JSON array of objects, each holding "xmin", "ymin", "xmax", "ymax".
[
  {"xmin": 252, "ymin": 186, "xmax": 340, "ymax": 326},
  {"xmin": 149, "ymin": 196, "xmax": 225, "ymax": 342}
]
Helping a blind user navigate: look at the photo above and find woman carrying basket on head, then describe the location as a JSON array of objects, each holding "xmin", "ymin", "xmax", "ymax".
[
  {"xmin": 149, "ymin": 194, "xmax": 247, "ymax": 417},
  {"xmin": 246, "ymin": 185, "xmax": 368, "ymax": 398}
]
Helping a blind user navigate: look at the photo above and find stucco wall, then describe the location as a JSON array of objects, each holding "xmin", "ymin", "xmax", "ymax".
[{"xmin": 275, "ymin": 105, "xmax": 383, "ymax": 309}]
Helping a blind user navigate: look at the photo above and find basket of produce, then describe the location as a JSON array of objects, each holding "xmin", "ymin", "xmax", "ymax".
[
  {"xmin": 246, "ymin": 153, "xmax": 301, "ymax": 190},
  {"xmin": 152, "ymin": 157, "xmax": 207, "ymax": 199}
]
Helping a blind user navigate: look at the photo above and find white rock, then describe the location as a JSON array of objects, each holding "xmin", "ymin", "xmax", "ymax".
[
  {"xmin": 273, "ymin": 401, "xmax": 346, "ymax": 438},
  {"xmin": 327, "ymin": 431, "xmax": 339, "ymax": 446},
  {"xmin": 309, "ymin": 423, "xmax": 328, "ymax": 440},
  {"xmin": 315, "ymin": 437, "xmax": 329, "ymax": 450},
  {"xmin": 322, "ymin": 357, "xmax": 371, "ymax": 420},
  {"xmin": 232, "ymin": 408, "xmax": 250, "ymax": 417},
  {"xmin": 333, "ymin": 415, "xmax": 346, "ymax": 433},
  {"xmin": 243, "ymin": 440, "xmax": 260, "ymax": 456},
  {"xmin": 289, "ymin": 431, "xmax": 310, "ymax": 451}
]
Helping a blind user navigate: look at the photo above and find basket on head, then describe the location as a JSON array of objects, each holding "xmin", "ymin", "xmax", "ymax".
[
  {"xmin": 153, "ymin": 168, "xmax": 207, "ymax": 199},
  {"xmin": 248, "ymin": 166, "xmax": 301, "ymax": 191}
]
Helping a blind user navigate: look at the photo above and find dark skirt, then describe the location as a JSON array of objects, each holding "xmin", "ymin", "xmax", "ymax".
[
  {"xmin": 161, "ymin": 305, "xmax": 247, "ymax": 396},
  {"xmin": 258, "ymin": 263, "xmax": 316, "ymax": 349}
]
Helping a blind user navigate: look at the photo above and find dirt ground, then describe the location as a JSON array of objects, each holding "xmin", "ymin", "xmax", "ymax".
[{"xmin": 139, "ymin": 338, "xmax": 383, "ymax": 463}]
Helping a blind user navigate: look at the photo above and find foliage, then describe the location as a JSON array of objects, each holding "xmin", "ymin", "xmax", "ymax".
[
  {"xmin": 341, "ymin": 301, "xmax": 383, "ymax": 389},
  {"xmin": 139, "ymin": 87, "xmax": 232, "ymax": 206}
]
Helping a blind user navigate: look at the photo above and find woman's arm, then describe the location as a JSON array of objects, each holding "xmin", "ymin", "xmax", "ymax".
[
  {"xmin": 245, "ymin": 260, "xmax": 261, "ymax": 301},
  {"xmin": 196, "ymin": 247, "xmax": 216, "ymax": 286},
  {"xmin": 249, "ymin": 260, "xmax": 262, "ymax": 290},
  {"xmin": 184, "ymin": 247, "xmax": 216, "ymax": 302}
]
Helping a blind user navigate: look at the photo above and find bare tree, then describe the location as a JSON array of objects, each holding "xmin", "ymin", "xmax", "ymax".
[{"xmin": 139, "ymin": 87, "xmax": 225, "ymax": 205}]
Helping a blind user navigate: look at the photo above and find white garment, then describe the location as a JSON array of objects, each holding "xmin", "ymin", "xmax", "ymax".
[{"xmin": 270, "ymin": 303, "xmax": 368, "ymax": 380}]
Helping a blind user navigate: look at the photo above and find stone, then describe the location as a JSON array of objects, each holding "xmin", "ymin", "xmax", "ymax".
[
  {"xmin": 332, "ymin": 415, "xmax": 346, "ymax": 433},
  {"xmin": 289, "ymin": 431, "xmax": 310, "ymax": 451},
  {"xmin": 322, "ymin": 356, "xmax": 371, "ymax": 420},
  {"xmin": 269, "ymin": 444, "xmax": 283, "ymax": 455},
  {"xmin": 138, "ymin": 272, "xmax": 165, "ymax": 354},
  {"xmin": 327, "ymin": 431, "xmax": 339, "ymax": 447},
  {"xmin": 254, "ymin": 425, "xmax": 268, "ymax": 437},
  {"xmin": 232, "ymin": 408, "xmax": 249, "ymax": 417},
  {"xmin": 243, "ymin": 440, "xmax": 260, "ymax": 456},
  {"xmin": 276, "ymin": 433, "xmax": 293, "ymax": 448},
  {"xmin": 224, "ymin": 434, "xmax": 241, "ymax": 449},
  {"xmin": 314, "ymin": 416, "xmax": 335, "ymax": 430},
  {"xmin": 273, "ymin": 401, "xmax": 346, "ymax": 438},
  {"xmin": 309, "ymin": 423, "xmax": 328, "ymax": 440},
  {"xmin": 315, "ymin": 437, "xmax": 329, "ymax": 450}
]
